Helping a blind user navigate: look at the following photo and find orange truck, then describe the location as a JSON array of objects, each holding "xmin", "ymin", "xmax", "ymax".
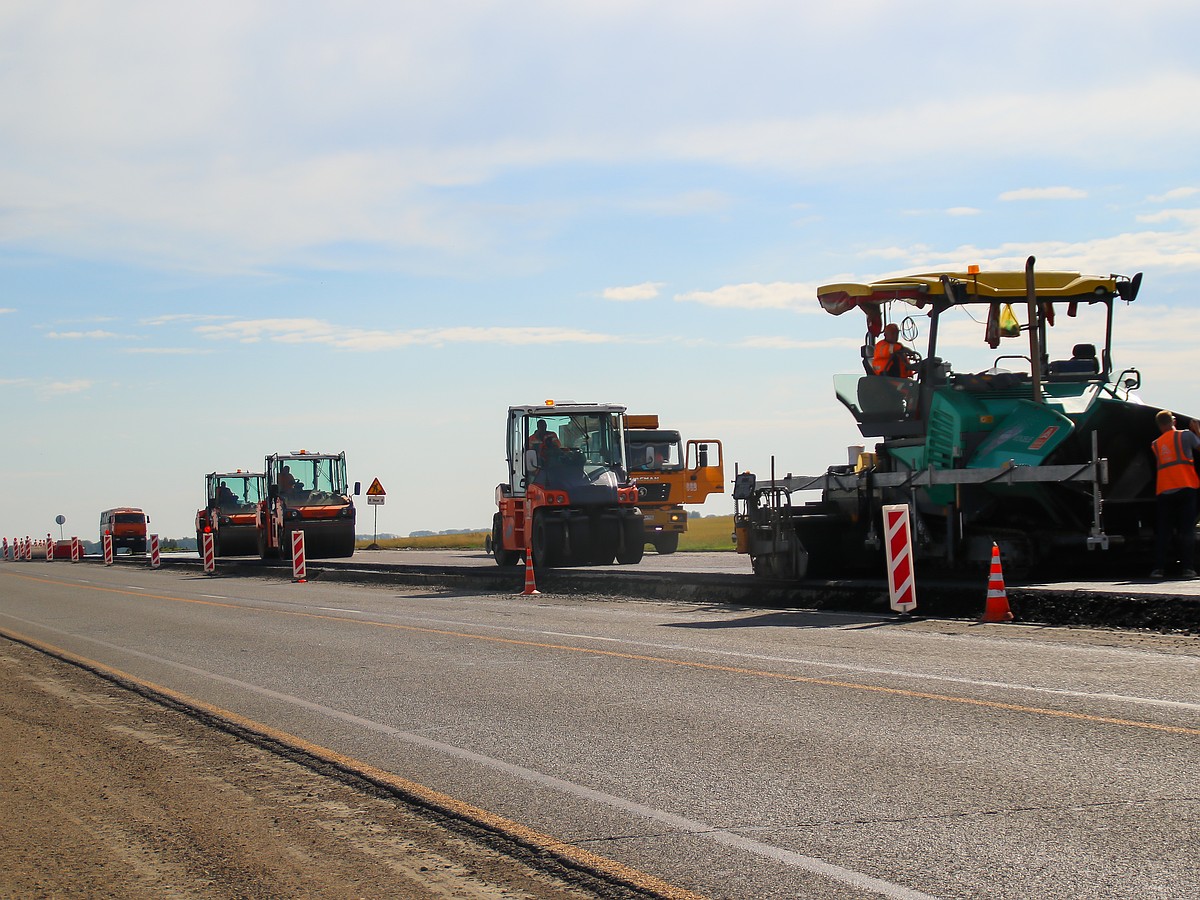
[
  {"xmin": 624, "ymin": 415, "xmax": 724, "ymax": 554},
  {"xmin": 257, "ymin": 451, "xmax": 360, "ymax": 559},
  {"xmin": 195, "ymin": 470, "xmax": 265, "ymax": 557},
  {"xmin": 98, "ymin": 507, "xmax": 149, "ymax": 554}
]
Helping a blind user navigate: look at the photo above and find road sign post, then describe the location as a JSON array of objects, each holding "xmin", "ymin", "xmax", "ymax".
[{"xmin": 365, "ymin": 478, "xmax": 386, "ymax": 549}]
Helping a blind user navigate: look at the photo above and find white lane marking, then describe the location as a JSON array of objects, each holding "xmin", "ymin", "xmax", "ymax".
[
  {"xmin": 11, "ymin": 621, "xmax": 938, "ymax": 900},
  {"xmin": 200, "ymin": 595, "xmax": 228, "ymax": 600},
  {"xmin": 124, "ymin": 586, "xmax": 145, "ymax": 591},
  {"xmin": 343, "ymin": 613, "xmax": 1200, "ymax": 714},
  {"xmin": 316, "ymin": 607, "xmax": 363, "ymax": 613}
]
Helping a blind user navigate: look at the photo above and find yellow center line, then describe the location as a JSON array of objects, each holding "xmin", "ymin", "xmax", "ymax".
[{"xmin": 7, "ymin": 570, "xmax": 1200, "ymax": 737}]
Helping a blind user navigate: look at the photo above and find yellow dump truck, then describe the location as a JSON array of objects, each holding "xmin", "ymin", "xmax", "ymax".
[{"xmin": 624, "ymin": 415, "xmax": 724, "ymax": 554}]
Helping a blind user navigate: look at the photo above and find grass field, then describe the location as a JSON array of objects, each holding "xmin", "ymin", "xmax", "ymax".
[{"xmin": 358, "ymin": 515, "xmax": 737, "ymax": 552}]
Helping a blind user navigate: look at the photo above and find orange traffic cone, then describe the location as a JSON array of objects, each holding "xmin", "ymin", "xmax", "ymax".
[
  {"xmin": 981, "ymin": 542, "xmax": 1014, "ymax": 622},
  {"xmin": 520, "ymin": 551, "xmax": 540, "ymax": 596}
]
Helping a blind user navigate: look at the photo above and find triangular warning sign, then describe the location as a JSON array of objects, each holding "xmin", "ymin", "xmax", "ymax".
[{"xmin": 366, "ymin": 477, "xmax": 386, "ymax": 496}]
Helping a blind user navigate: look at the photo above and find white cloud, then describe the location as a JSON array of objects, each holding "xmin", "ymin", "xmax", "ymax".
[
  {"xmin": 736, "ymin": 336, "xmax": 860, "ymax": 350},
  {"xmin": 45, "ymin": 330, "xmax": 128, "ymax": 339},
  {"xmin": 40, "ymin": 379, "xmax": 91, "ymax": 396},
  {"xmin": 999, "ymin": 187, "xmax": 1088, "ymax": 202},
  {"xmin": 0, "ymin": 308, "xmax": 15, "ymax": 314},
  {"xmin": 194, "ymin": 319, "xmax": 636, "ymax": 351},
  {"xmin": 122, "ymin": 347, "xmax": 214, "ymax": 355},
  {"xmin": 1147, "ymin": 187, "xmax": 1199, "ymax": 203},
  {"xmin": 946, "ymin": 207, "xmax": 981, "ymax": 216},
  {"xmin": 675, "ymin": 282, "xmax": 817, "ymax": 310},
  {"xmin": 603, "ymin": 282, "xmax": 664, "ymax": 302},
  {"xmin": 141, "ymin": 313, "xmax": 236, "ymax": 326}
]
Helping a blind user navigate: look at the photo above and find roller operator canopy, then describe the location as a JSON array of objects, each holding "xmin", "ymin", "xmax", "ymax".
[{"xmin": 817, "ymin": 269, "xmax": 1141, "ymax": 334}]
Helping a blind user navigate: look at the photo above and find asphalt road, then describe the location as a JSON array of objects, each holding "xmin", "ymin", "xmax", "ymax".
[{"xmin": 3, "ymin": 562, "xmax": 1198, "ymax": 899}]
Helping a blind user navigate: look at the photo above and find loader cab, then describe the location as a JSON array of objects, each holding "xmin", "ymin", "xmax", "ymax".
[
  {"xmin": 626, "ymin": 430, "xmax": 684, "ymax": 472},
  {"xmin": 506, "ymin": 404, "xmax": 629, "ymax": 498}
]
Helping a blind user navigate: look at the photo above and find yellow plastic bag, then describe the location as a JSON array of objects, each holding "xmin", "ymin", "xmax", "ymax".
[{"xmin": 998, "ymin": 303, "xmax": 1021, "ymax": 338}]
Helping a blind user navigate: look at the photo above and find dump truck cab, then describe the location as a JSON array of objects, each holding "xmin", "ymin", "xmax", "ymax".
[
  {"xmin": 195, "ymin": 470, "xmax": 264, "ymax": 557},
  {"xmin": 625, "ymin": 414, "xmax": 724, "ymax": 554},
  {"xmin": 99, "ymin": 507, "xmax": 148, "ymax": 554},
  {"xmin": 258, "ymin": 450, "xmax": 360, "ymax": 559},
  {"xmin": 735, "ymin": 260, "xmax": 1176, "ymax": 580},
  {"xmin": 490, "ymin": 401, "xmax": 644, "ymax": 567}
]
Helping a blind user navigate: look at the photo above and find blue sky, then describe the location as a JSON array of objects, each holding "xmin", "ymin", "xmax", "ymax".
[{"xmin": 3, "ymin": 1, "xmax": 1200, "ymax": 542}]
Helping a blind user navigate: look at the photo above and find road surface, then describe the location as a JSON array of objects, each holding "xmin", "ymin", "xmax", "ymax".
[{"xmin": 3, "ymin": 562, "xmax": 1198, "ymax": 898}]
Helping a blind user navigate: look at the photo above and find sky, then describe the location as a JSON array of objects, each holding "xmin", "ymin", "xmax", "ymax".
[{"xmin": 3, "ymin": 1, "xmax": 1200, "ymax": 543}]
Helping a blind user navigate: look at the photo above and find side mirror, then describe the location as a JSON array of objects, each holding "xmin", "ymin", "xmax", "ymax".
[
  {"xmin": 524, "ymin": 448, "xmax": 539, "ymax": 470},
  {"xmin": 354, "ymin": 481, "xmax": 361, "ymax": 495},
  {"xmin": 268, "ymin": 484, "xmax": 279, "ymax": 500},
  {"xmin": 698, "ymin": 445, "xmax": 709, "ymax": 468}
]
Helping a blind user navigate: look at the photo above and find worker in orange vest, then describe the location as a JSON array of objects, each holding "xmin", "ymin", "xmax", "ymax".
[
  {"xmin": 1150, "ymin": 409, "xmax": 1200, "ymax": 579},
  {"xmin": 871, "ymin": 323, "xmax": 914, "ymax": 377}
]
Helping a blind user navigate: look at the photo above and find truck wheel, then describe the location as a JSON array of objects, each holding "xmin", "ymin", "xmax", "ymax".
[{"xmin": 653, "ymin": 533, "xmax": 679, "ymax": 555}]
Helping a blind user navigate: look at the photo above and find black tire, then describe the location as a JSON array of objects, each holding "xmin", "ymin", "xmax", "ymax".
[
  {"xmin": 588, "ymin": 518, "xmax": 619, "ymax": 565},
  {"xmin": 531, "ymin": 512, "xmax": 564, "ymax": 568},
  {"xmin": 653, "ymin": 533, "xmax": 679, "ymax": 555},
  {"xmin": 616, "ymin": 517, "xmax": 645, "ymax": 565},
  {"xmin": 492, "ymin": 513, "xmax": 521, "ymax": 566}
]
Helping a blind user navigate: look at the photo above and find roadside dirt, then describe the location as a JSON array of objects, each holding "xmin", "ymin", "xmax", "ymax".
[{"xmin": 0, "ymin": 639, "xmax": 606, "ymax": 899}]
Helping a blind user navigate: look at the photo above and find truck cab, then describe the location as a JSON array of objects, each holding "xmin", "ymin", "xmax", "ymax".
[{"xmin": 624, "ymin": 415, "xmax": 724, "ymax": 554}]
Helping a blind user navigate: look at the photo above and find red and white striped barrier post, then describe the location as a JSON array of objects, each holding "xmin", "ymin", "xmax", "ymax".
[
  {"xmin": 882, "ymin": 503, "xmax": 917, "ymax": 614},
  {"xmin": 149, "ymin": 534, "xmax": 161, "ymax": 569},
  {"xmin": 25, "ymin": 537, "xmax": 32, "ymax": 561},
  {"xmin": 103, "ymin": 533, "xmax": 114, "ymax": 566},
  {"xmin": 1, "ymin": 537, "xmax": 8, "ymax": 560},
  {"xmin": 519, "ymin": 498, "xmax": 539, "ymax": 596},
  {"xmin": 45, "ymin": 534, "xmax": 53, "ymax": 561},
  {"xmin": 71, "ymin": 537, "xmax": 81, "ymax": 563},
  {"xmin": 202, "ymin": 532, "xmax": 215, "ymax": 574},
  {"xmin": 291, "ymin": 530, "xmax": 307, "ymax": 583}
]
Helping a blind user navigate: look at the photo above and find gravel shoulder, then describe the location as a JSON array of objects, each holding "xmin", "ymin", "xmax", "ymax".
[{"xmin": 0, "ymin": 638, "xmax": 608, "ymax": 899}]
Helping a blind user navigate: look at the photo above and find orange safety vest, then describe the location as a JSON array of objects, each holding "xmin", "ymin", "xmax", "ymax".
[
  {"xmin": 872, "ymin": 340, "xmax": 912, "ymax": 377},
  {"xmin": 1153, "ymin": 430, "xmax": 1200, "ymax": 494}
]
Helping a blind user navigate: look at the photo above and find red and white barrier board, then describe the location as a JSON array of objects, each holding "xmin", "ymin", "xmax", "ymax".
[
  {"xmin": 25, "ymin": 537, "xmax": 33, "ymax": 561},
  {"xmin": 882, "ymin": 503, "xmax": 917, "ymax": 614},
  {"xmin": 71, "ymin": 537, "xmax": 81, "ymax": 563},
  {"xmin": 2, "ymin": 537, "xmax": 8, "ymax": 560},
  {"xmin": 291, "ymin": 530, "xmax": 306, "ymax": 583},
  {"xmin": 103, "ymin": 534, "xmax": 114, "ymax": 566},
  {"xmin": 202, "ymin": 532, "xmax": 215, "ymax": 574},
  {"xmin": 45, "ymin": 534, "xmax": 53, "ymax": 562},
  {"xmin": 149, "ymin": 534, "xmax": 161, "ymax": 569}
]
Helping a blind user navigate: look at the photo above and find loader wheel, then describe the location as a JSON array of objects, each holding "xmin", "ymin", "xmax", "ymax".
[{"xmin": 652, "ymin": 533, "xmax": 679, "ymax": 555}]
